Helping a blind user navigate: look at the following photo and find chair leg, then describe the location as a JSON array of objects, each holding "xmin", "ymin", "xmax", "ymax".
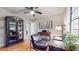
[
  {"xmin": 30, "ymin": 40, "xmax": 31, "ymax": 51},
  {"xmin": 46, "ymin": 45, "xmax": 49, "ymax": 51}
]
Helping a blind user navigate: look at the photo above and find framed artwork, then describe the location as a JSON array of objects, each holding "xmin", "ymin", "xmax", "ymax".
[{"xmin": 39, "ymin": 20, "xmax": 52, "ymax": 29}]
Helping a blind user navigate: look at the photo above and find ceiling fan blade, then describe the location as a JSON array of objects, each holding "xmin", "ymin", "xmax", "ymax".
[
  {"xmin": 24, "ymin": 11, "xmax": 30, "ymax": 14},
  {"xmin": 30, "ymin": 7, "xmax": 33, "ymax": 9},
  {"xmin": 25, "ymin": 7, "xmax": 33, "ymax": 10},
  {"xmin": 35, "ymin": 7, "xmax": 38, "ymax": 9},
  {"xmin": 25, "ymin": 7, "xmax": 30, "ymax": 9},
  {"xmin": 35, "ymin": 11, "xmax": 42, "ymax": 14}
]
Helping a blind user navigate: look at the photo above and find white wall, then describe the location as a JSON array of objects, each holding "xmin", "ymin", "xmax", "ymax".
[
  {"xmin": 34, "ymin": 14, "xmax": 64, "ymax": 36},
  {"xmin": 31, "ymin": 22, "xmax": 37, "ymax": 35},
  {"xmin": 64, "ymin": 7, "xmax": 70, "ymax": 33},
  {"xmin": 0, "ymin": 17, "xmax": 6, "ymax": 47}
]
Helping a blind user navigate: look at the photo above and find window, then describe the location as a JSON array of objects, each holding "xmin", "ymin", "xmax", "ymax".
[
  {"xmin": 71, "ymin": 19, "xmax": 79, "ymax": 35},
  {"xmin": 71, "ymin": 7, "xmax": 79, "ymax": 35}
]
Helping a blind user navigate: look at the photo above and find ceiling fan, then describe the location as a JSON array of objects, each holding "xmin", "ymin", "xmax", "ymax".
[{"xmin": 24, "ymin": 7, "xmax": 42, "ymax": 17}]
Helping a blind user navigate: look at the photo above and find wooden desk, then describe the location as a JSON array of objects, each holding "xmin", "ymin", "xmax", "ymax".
[{"xmin": 38, "ymin": 32, "xmax": 50, "ymax": 36}]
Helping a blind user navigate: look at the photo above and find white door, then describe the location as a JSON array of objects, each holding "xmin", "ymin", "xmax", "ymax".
[{"xmin": 31, "ymin": 22, "xmax": 37, "ymax": 35}]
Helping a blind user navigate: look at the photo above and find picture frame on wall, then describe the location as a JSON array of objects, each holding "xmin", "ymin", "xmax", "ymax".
[{"xmin": 39, "ymin": 20, "xmax": 52, "ymax": 29}]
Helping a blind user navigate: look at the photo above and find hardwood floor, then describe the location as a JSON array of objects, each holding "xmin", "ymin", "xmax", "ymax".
[{"xmin": 0, "ymin": 40, "xmax": 35, "ymax": 51}]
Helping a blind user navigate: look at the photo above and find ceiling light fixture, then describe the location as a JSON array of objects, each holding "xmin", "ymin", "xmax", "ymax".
[{"xmin": 30, "ymin": 11, "xmax": 35, "ymax": 14}]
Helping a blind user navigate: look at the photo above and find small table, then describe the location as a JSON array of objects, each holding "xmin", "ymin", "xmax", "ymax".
[{"xmin": 47, "ymin": 39, "xmax": 66, "ymax": 51}]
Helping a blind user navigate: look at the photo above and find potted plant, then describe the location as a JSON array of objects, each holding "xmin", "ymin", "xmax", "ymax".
[{"xmin": 64, "ymin": 33, "xmax": 79, "ymax": 51}]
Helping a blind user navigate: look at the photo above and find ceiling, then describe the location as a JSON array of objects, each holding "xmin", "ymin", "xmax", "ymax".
[
  {"xmin": 1, "ymin": 7, "xmax": 66, "ymax": 14},
  {"xmin": 0, "ymin": 7, "xmax": 66, "ymax": 19}
]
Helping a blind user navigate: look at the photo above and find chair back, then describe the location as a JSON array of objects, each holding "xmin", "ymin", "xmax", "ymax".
[{"xmin": 31, "ymin": 35, "xmax": 36, "ymax": 47}]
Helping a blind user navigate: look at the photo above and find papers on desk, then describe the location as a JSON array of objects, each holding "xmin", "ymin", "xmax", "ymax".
[{"xmin": 53, "ymin": 36, "xmax": 62, "ymax": 40}]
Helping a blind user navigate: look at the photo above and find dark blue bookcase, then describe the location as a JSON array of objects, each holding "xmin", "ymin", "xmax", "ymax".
[{"xmin": 5, "ymin": 16, "xmax": 24, "ymax": 46}]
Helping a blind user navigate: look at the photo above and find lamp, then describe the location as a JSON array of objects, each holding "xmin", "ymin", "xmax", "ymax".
[
  {"xmin": 55, "ymin": 26, "xmax": 62, "ymax": 36},
  {"xmin": 55, "ymin": 26, "xmax": 62, "ymax": 31}
]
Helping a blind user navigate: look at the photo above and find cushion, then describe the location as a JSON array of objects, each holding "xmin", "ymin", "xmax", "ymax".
[
  {"xmin": 32, "ymin": 35, "xmax": 42, "ymax": 41},
  {"xmin": 35, "ymin": 39, "xmax": 48, "ymax": 46}
]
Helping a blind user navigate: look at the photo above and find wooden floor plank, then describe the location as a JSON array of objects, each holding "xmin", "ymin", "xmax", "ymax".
[{"xmin": 0, "ymin": 40, "xmax": 32, "ymax": 51}]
